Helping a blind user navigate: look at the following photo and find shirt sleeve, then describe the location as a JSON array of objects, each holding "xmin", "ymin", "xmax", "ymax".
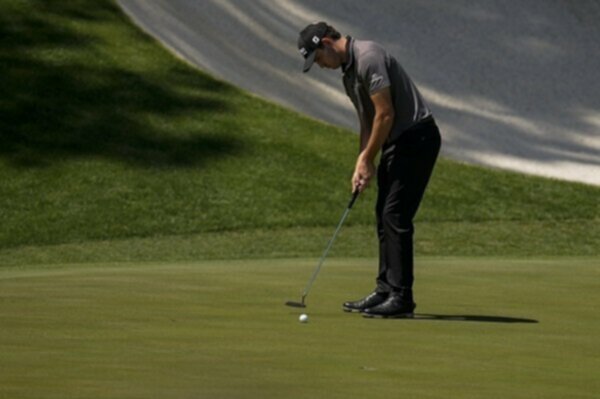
[{"xmin": 358, "ymin": 48, "xmax": 391, "ymax": 95}]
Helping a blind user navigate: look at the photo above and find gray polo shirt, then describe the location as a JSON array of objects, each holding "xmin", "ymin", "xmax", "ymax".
[{"xmin": 342, "ymin": 37, "xmax": 432, "ymax": 148}]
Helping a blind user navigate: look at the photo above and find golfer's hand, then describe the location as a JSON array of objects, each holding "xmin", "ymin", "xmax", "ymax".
[{"xmin": 352, "ymin": 154, "xmax": 375, "ymax": 193}]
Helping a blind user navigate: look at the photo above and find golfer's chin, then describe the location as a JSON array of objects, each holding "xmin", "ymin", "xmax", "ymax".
[
  {"xmin": 323, "ymin": 63, "xmax": 341, "ymax": 70},
  {"xmin": 317, "ymin": 60, "xmax": 342, "ymax": 70}
]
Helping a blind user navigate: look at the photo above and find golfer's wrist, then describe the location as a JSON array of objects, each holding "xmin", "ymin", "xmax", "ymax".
[{"xmin": 359, "ymin": 148, "xmax": 376, "ymax": 164}]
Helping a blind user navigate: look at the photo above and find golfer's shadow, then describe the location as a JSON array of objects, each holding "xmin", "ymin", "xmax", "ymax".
[{"xmin": 413, "ymin": 314, "xmax": 538, "ymax": 324}]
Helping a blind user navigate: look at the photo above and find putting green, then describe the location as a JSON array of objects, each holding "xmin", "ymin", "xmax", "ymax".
[{"xmin": 1, "ymin": 258, "xmax": 598, "ymax": 398}]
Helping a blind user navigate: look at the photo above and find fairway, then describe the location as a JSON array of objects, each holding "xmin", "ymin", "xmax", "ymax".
[{"xmin": 1, "ymin": 258, "xmax": 598, "ymax": 398}]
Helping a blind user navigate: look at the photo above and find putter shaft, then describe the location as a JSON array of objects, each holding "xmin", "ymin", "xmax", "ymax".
[{"xmin": 286, "ymin": 191, "xmax": 359, "ymax": 308}]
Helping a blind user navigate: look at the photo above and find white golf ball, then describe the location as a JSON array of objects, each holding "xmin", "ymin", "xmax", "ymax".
[{"xmin": 299, "ymin": 314, "xmax": 308, "ymax": 323}]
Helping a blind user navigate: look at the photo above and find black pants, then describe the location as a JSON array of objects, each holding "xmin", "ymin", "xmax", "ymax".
[{"xmin": 375, "ymin": 118, "xmax": 441, "ymax": 296}]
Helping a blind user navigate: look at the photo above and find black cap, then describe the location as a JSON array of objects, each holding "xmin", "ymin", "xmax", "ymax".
[{"xmin": 297, "ymin": 22, "xmax": 328, "ymax": 73}]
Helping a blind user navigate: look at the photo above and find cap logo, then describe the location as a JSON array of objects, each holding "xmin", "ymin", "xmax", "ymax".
[
  {"xmin": 312, "ymin": 36, "xmax": 320, "ymax": 44},
  {"xmin": 299, "ymin": 47, "xmax": 308, "ymax": 56}
]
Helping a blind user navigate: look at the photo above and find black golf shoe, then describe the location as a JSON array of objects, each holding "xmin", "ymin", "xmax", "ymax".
[
  {"xmin": 342, "ymin": 291, "xmax": 388, "ymax": 313},
  {"xmin": 362, "ymin": 294, "xmax": 416, "ymax": 318}
]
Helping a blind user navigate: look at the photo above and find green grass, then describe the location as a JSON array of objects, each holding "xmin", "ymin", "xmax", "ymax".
[
  {"xmin": 0, "ymin": 0, "xmax": 598, "ymax": 265},
  {"xmin": 1, "ymin": 2, "xmax": 599, "ymax": 398},
  {"xmin": 1, "ymin": 220, "xmax": 598, "ymax": 268},
  {"xmin": 1, "ymin": 258, "xmax": 598, "ymax": 398}
]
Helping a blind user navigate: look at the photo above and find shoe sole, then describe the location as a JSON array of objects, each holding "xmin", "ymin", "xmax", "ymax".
[
  {"xmin": 363, "ymin": 312, "xmax": 414, "ymax": 319},
  {"xmin": 342, "ymin": 307, "xmax": 364, "ymax": 313}
]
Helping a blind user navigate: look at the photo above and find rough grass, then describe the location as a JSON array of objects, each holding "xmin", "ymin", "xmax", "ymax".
[{"xmin": 0, "ymin": 0, "xmax": 598, "ymax": 265}]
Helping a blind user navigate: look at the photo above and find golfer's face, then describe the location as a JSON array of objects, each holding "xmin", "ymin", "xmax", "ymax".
[{"xmin": 314, "ymin": 46, "xmax": 340, "ymax": 70}]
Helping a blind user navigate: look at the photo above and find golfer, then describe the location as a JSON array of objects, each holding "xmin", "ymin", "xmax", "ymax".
[{"xmin": 297, "ymin": 22, "xmax": 441, "ymax": 318}]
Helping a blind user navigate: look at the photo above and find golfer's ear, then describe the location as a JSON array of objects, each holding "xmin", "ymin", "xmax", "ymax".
[{"xmin": 321, "ymin": 37, "xmax": 334, "ymax": 47}]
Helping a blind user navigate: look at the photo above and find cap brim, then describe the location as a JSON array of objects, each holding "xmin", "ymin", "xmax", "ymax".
[{"xmin": 302, "ymin": 51, "xmax": 316, "ymax": 73}]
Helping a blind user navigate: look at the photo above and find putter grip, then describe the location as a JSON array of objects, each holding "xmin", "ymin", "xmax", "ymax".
[{"xmin": 348, "ymin": 190, "xmax": 359, "ymax": 209}]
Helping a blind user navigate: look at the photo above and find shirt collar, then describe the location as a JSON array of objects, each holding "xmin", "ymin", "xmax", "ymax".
[{"xmin": 342, "ymin": 36, "xmax": 354, "ymax": 74}]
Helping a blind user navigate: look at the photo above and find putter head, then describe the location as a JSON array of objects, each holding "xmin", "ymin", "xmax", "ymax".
[{"xmin": 285, "ymin": 300, "xmax": 306, "ymax": 308}]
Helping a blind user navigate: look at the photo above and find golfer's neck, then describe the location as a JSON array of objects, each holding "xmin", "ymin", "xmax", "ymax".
[{"xmin": 337, "ymin": 36, "xmax": 349, "ymax": 64}]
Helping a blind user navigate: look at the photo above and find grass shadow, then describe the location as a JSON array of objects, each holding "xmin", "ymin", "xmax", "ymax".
[
  {"xmin": 414, "ymin": 313, "xmax": 538, "ymax": 324},
  {"xmin": 0, "ymin": 0, "xmax": 242, "ymax": 169}
]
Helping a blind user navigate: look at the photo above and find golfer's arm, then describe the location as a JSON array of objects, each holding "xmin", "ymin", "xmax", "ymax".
[
  {"xmin": 360, "ymin": 88, "xmax": 395, "ymax": 162},
  {"xmin": 358, "ymin": 121, "xmax": 369, "ymax": 153}
]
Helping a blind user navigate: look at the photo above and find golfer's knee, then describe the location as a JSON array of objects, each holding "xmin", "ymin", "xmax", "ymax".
[{"xmin": 382, "ymin": 210, "xmax": 413, "ymax": 235}]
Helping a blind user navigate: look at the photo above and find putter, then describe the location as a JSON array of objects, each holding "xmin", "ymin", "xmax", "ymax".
[{"xmin": 285, "ymin": 190, "xmax": 359, "ymax": 308}]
